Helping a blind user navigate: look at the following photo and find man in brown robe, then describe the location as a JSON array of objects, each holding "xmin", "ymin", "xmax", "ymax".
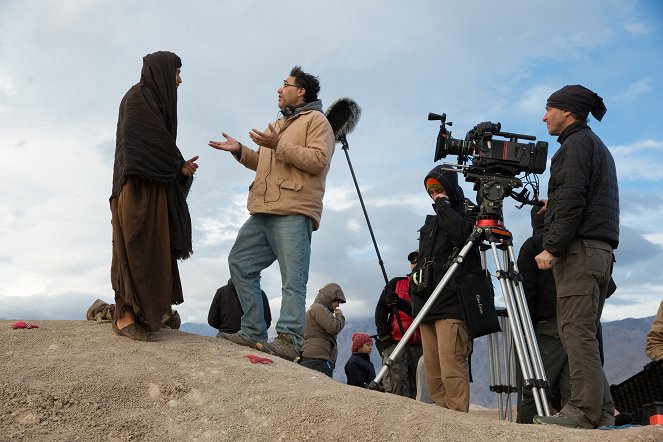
[{"xmin": 110, "ymin": 51, "xmax": 198, "ymax": 341}]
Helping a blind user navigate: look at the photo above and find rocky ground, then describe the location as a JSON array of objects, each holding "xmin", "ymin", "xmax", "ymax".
[{"xmin": 1, "ymin": 320, "xmax": 661, "ymax": 441}]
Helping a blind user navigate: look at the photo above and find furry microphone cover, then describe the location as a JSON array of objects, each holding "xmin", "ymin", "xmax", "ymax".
[{"xmin": 325, "ymin": 98, "xmax": 361, "ymax": 142}]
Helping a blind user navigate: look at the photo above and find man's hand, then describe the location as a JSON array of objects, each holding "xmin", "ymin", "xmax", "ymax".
[
  {"xmin": 536, "ymin": 198, "xmax": 548, "ymax": 215},
  {"xmin": 375, "ymin": 335, "xmax": 394, "ymax": 357},
  {"xmin": 180, "ymin": 156, "xmax": 199, "ymax": 177},
  {"xmin": 209, "ymin": 132, "xmax": 241, "ymax": 153},
  {"xmin": 248, "ymin": 123, "xmax": 280, "ymax": 150},
  {"xmin": 535, "ymin": 249, "xmax": 556, "ymax": 270},
  {"xmin": 334, "ymin": 307, "xmax": 343, "ymax": 317}
]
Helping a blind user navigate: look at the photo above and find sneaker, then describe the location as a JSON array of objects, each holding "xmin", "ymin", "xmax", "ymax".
[
  {"xmin": 256, "ymin": 333, "xmax": 301, "ymax": 361},
  {"xmin": 533, "ymin": 413, "xmax": 582, "ymax": 429},
  {"xmin": 219, "ymin": 332, "xmax": 257, "ymax": 348}
]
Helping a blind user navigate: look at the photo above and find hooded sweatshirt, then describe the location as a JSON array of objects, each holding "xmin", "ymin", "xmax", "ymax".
[
  {"xmin": 411, "ymin": 165, "xmax": 481, "ymax": 321},
  {"xmin": 301, "ymin": 283, "xmax": 346, "ymax": 363}
]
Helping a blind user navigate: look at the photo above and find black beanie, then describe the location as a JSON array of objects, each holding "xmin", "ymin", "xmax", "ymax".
[{"xmin": 546, "ymin": 84, "xmax": 607, "ymax": 122}]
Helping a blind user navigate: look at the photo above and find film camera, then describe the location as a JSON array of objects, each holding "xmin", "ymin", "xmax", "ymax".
[
  {"xmin": 428, "ymin": 112, "xmax": 549, "ymax": 217},
  {"xmin": 428, "ymin": 112, "xmax": 548, "ymax": 176}
]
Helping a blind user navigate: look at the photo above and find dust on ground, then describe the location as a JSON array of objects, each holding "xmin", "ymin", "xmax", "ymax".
[{"xmin": 1, "ymin": 320, "xmax": 661, "ymax": 441}]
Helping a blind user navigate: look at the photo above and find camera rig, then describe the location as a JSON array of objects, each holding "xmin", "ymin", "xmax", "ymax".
[
  {"xmin": 428, "ymin": 112, "xmax": 548, "ymax": 219},
  {"xmin": 370, "ymin": 113, "xmax": 553, "ymax": 420}
]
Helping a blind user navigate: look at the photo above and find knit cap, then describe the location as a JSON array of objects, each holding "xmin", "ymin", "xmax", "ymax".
[
  {"xmin": 425, "ymin": 177, "xmax": 443, "ymax": 192},
  {"xmin": 351, "ymin": 333, "xmax": 372, "ymax": 352}
]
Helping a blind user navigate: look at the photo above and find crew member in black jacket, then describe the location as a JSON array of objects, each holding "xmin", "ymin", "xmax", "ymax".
[
  {"xmin": 516, "ymin": 207, "xmax": 569, "ymax": 424},
  {"xmin": 410, "ymin": 165, "xmax": 481, "ymax": 412},
  {"xmin": 208, "ymin": 279, "xmax": 271, "ymax": 336},
  {"xmin": 533, "ymin": 85, "xmax": 618, "ymax": 429}
]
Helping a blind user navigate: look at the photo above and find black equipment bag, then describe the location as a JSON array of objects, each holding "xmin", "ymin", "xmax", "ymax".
[{"xmin": 454, "ymin": 270, "xmax": 501, "ymax": 339}]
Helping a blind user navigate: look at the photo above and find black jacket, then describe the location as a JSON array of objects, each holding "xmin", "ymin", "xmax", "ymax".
[
  {"xmin": 411, "ymin": 165, "xmax": 482, "ymax": 322},
  {"xmin": 207, "ymin": 280, "xmax": 271, "ymax": 333},
  {"xmin": 375, "ymin": 277, "xmax": 414, "ymax": 339},
  {"xmin": 517, "ymin": 234, "xmax": 557, "ymax": 323},
  {"xmin": 544, "ymin": 121, "xmax": 619, "ymax": 256},
  {"xmin": 344, "ymin": 353, "xmax": 376, "ymax": 388}
]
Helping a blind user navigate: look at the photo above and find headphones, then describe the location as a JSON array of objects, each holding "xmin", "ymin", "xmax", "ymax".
[{"xmin": 281, "ymin": 105, "xmax": 296, "ymax": 117}]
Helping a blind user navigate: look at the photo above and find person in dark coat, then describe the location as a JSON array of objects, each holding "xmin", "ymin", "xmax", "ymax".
[
  {"xmin": 410, "ymin": 165, "xmax": 481, "ymax": 412},
  {"xmin": 374, "ymin": 250, "xmax": 423, "ymax": 399},
  {"xmin": 516, "ymin": 206, "xmax": 569, "ymax": 424},
  {"xmin": 110, "ymin": 51, "xmax": 199, "ymax": 341},
  {"xmin": 208, "ymin": 279, "xmax": 271, "ymax": 335},
  {"xmin": 344, "ymin": 333, "xmax": 376, "ymax": 388},
  {"xmin": 533, "ymin": 85, "xmax": 618, "ymax": 429}
]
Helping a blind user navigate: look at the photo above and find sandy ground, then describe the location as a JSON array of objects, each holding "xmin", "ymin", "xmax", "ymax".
[{"xmin": 1, "ymin": 320, "xmax": 661, "ymax": 442}]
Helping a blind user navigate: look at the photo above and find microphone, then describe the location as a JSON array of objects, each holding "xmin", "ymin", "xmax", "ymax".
[{"xmin": 325, "ymin": 97, "xmax": 361, "ymax": 143}]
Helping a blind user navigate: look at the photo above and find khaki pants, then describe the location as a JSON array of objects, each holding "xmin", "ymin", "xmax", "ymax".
[
  {"xmin": 553, "ymin": 238, "xmax": 615, "ymax": 429},
  {"xmin": 420, "ymin": 319, "xmax": 471, "ymax": 412}
]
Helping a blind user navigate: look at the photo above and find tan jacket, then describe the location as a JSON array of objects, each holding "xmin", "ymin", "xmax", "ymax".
[
  {"xmin": 646, "ymin": 300, "xmax": 663, "ymax": 361},
  {"xmin": 237, "ymin": 106, "xmax": 335, "ymax": 230},
  {"xmin": 301, "ymin": 283, "xmax": 346, "ymax": 363}
]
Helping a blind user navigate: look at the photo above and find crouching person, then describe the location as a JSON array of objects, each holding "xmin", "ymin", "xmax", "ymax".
[
  {"xmin": 299, "ymin": 283, "xmax": 346, "ymax": 376},
  {"xmin": 345, "ymin": 333, "xmax": 377, "ymax": 388}
]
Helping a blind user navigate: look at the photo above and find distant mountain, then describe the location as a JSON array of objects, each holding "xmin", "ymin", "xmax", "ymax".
[
  {"xmin": 181, "ymin": 315, "xmax": 655, "ymax": 407},
  {"xmin": 180, "ymin": 322, "xmax": 217, "ymax": 337}
]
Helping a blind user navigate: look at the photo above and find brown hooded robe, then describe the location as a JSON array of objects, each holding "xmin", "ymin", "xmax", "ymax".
[{"xmin": 110, "ymin": 51, "xmax": 192, "ymax": 331}]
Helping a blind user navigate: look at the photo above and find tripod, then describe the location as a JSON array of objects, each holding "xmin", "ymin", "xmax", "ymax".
[{"xmin": 369, "ymin": 173, "xmax": 551, "ymax": 418}]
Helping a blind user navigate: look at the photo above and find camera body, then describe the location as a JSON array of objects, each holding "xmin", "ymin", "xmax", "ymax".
[{"xmin": 429, "ymin": 113, "xmax": 548, "ymax": 176}]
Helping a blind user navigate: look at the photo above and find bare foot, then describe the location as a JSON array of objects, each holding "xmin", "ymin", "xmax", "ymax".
[{"xmin": 115, "ymin": 309, "xmax": 135, "ymax": 330}]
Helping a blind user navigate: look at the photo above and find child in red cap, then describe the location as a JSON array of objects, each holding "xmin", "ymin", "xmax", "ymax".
[{"xmin": 344, "ymin": 333, "xmax": 376, "ymax": 388}]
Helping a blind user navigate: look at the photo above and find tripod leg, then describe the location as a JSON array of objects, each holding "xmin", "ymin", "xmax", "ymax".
[
  {"xmin": 488, "ymin": 240, "xmax": 550, "ymax": 417},
  {"xmin": 369, "ymin": 232, "xmax": 479, "ymax": 389},
  {"xmin": 507, "ymin": 245, "xmax": 550, "ymax": 409}
]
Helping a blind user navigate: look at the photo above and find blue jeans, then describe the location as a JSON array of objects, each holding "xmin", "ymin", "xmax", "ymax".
[
  {"xmin": 229, "ymin": 214, "xmax": 312, "ymax": 348},
  {"xmin": 299, "ymin": 358, "xmax": 334, "ymax": 377}
]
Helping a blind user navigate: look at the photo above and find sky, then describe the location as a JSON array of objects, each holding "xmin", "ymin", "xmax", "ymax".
[{"xmin": 1, "ymin": 0, "xmax": 662, "ymax": 326}]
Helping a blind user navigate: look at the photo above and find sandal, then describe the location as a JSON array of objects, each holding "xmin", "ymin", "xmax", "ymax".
[{"xmin": 112, "ymin": 321, "xmax": 158, "ymax": 342}]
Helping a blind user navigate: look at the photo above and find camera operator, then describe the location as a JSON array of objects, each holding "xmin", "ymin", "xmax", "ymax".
[
  {"xmin": 532, "ymin": 85, "xmax": 618, "ymax": 429},
  {"xmin": 410, "ymin": 165, "xmax": 481, "ymax": 412},
  {"xmin": 374, "ymin": 250, "xmax": 423, "ymax": 399}
]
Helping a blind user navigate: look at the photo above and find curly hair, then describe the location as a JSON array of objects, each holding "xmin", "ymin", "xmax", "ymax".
[{"xmin": 290, "ymin": 66, "xmax": 320, "ymax": 103}]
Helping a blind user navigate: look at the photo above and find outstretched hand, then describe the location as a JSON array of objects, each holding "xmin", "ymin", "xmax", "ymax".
[
  {"xmin": 209, "ymin": 132, "xmax": 241, "ymax": 153},
  {"xmin": 249, "ymin": 123, "xmax": 279, "ymax": 150}
]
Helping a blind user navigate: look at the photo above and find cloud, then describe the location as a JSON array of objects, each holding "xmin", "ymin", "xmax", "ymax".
[
  {"xmin": 613, "ymin": 77, "xmax": 653, "ymax": 101},
  {"xmin": 0, "ymin": 0, "xmax": 661, "ymax": 326},
  {"xmin": 625, "ymin": 21, "xmax": 658, "ymax": 36},
  {"xmin": 611, "ymin": 139, "xmax": 663, "ymax": 181}
]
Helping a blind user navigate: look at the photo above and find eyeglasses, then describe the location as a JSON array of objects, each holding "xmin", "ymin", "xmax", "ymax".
[
  {"xmin": 282, "ymin": 81, "xmax": 300, "ymax": 89},
  {"xmin": 410, "ymin": 260, "xmax": 418, "ymax": 265}
]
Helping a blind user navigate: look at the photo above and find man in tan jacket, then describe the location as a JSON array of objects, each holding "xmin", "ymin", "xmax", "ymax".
[
  {"xmin": 209, "ymin": 66, "xmax": 335, "ymax": 361},
  {"xmin": 646, "ymin": 300, "xmax": 663, "ymax": 361}
]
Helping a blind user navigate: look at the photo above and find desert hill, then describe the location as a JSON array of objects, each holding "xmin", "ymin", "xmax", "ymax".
[
  {"xmin": 1, "ymin": 320, "xmax": 661, "ymax": 441},
  {"xmin": 181, "ymin": 315, "xmax": 655, "ymax": 408}
]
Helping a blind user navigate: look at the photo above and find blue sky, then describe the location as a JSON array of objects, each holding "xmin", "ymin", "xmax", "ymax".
[{"xmin": 0, "ymin": 0, "xmax": 661, "ymax": 325}]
